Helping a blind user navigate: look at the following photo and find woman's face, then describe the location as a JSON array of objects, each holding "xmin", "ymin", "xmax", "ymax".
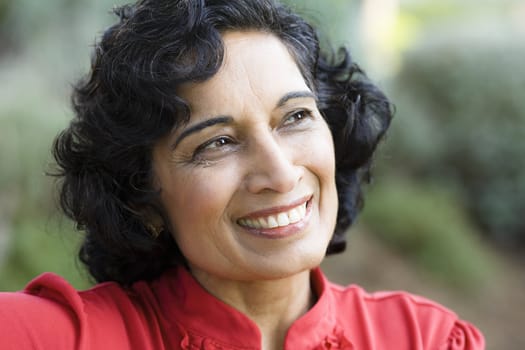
[{"xmin": 152, "ymin": 31, "xmax": 338, "ymax": 281}]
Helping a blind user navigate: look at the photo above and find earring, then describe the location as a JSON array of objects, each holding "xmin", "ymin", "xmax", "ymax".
[{"xmin": 146, "ymin": 222, "xmax": 163, "ymax": 238}]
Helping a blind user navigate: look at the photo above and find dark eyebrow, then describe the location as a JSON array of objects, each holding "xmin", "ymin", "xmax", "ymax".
[
  {"xmin": 173, "ymin": 116, "xmax": 233, "ymax": 148},
  {"xmin": 276, "ymin": 91, "xmax": 316, "ymax": 108}
]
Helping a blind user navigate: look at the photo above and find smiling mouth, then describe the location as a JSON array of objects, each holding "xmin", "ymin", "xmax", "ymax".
[{"xmin": 237, "ymin": 199, "xmax": 309, "ymax": 229}]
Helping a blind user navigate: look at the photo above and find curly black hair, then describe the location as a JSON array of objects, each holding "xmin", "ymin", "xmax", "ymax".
[{"xmin": 53, "ymin": 0, "xmax": 393, "ymax": 286}]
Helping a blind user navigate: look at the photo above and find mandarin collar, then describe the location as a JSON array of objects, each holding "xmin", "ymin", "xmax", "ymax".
[{"xmin": 152, "ymin": 267, "xmax": 348, "ymax": 349}]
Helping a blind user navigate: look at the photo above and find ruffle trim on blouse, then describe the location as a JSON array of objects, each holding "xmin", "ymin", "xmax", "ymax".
[
  {"xmin": 179, "ymin": 325, "xmax": 354, "ymax": 350},
  {"xmin": 314, "ymin": 326, "xmax": 354, "ymax": 350},
  {"xmin": 179, "ymin": 329, "xmax": 258, "ymax": 350},
  {"xmin": 441, "ymin": 321, "xmax": 485, "ymax": 350}
]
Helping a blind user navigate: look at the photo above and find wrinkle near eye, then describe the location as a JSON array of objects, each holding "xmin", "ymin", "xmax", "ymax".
[{"xmin": 168, "ymin": 151, "xmax": 195, "ymax": 166}]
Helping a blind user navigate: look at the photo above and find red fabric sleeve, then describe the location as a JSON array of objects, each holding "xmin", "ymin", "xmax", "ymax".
[
  {"xmin": 0, "ymin": 273, "xmax": 174, "ymax": 350},
  {"xmin": 0, "ymin": 276, "xmax": 82, "ymax": 350}
]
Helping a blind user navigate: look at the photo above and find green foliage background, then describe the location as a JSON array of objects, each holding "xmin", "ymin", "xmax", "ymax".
[{"xmin": 388, "ymin": 29, "xmax": 525, "ymax": 246}]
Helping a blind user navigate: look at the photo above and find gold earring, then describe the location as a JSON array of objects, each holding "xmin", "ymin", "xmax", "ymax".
[{"xmin": 146, "ymin": 222, "xmax": 163, "ymax": 238}]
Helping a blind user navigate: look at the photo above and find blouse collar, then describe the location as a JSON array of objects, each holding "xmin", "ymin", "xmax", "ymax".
[{"xmin": 154, "ymin": 267, "xmax": 343, "ymax": 349}]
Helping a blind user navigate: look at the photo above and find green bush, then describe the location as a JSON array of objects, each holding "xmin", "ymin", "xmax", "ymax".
[
  {"xmin": 388, "ymin": 27, "xmax": 525, "ymax": 247},
  {"xmin": 0, "ymin": 214, "xmax": 90, "ymax": 291},
  {"xmin": 0, "ymin": 62, "xmax": 84, "ymax": 291},
  {"xmin": 361, "ymin": 179, "xmax": 495, "ymax": 290}
]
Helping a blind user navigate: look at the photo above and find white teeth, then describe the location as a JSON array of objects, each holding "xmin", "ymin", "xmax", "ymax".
[
  {"xmin": 239, "ymin": 201, "xmax": 308, "ymax": 229},
  {"xmin": 288, "ymin": 209, "xmax": 301, "ymax": 223},
  {"xmin": 267, "ymin": 216, "xmax": 279, "ymax": 228},
  {"xmin": 246, "ymin": 218, "xmax": 260, "ymax": 229},
  {"xmin": 277, "ymin": 213, "xmax": 290, "ymax": 226},
  {"xmin": 300, "ymin": 204, "xmax": 306, "ymax": 217}
]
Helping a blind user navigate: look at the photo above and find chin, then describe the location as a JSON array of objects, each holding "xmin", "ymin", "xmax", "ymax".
[{"xmin": 250, "ymin": 251, "xmax": 326, "ymax": 281}]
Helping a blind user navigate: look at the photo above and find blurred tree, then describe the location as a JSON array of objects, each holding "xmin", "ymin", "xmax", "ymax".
[
  {"xmin": 0, "ymin": 0, "xmax": 14, "ymax": 55},
  {"xmin": 0, "ymin": 0, "xmax": 126, "ymax": 290},
  {"xmin": 388, "ymin": 25, "xmax": 525, "ymax": 249},
  {"xmin": 282, "ymin": 0, "xmax": 360, "ymax": 50},
  {"xmin": 0, "ymin": 0, "xmax": 10, "ymax": 26}
]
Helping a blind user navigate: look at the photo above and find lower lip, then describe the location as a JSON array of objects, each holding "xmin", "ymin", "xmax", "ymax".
[{"xmin": 240, "ymin": 199, "xmax": 313, "ymax": 239}]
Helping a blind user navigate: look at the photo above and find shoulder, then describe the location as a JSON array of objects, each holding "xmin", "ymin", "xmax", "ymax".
[
  {"xmin": 327, "ymin": 281, "xmax": 485, "ymax": 349},
  {"xmin": 0, "ymin": 273, "xmax": 86, "ymax": 349},
  {"xmin": 0, "ymin": 272, "xmax": 157, "ymax": 350},
  {"xmin": 329, "ymin": 281, "xmax": 457, "ymax": 321}
]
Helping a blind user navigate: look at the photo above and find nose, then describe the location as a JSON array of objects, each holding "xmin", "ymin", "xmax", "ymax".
[{"xmin": 244, "ymin": 132, "xmax": 302, "ymax": 194}]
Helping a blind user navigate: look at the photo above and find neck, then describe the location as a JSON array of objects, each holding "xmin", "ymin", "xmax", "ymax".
[{"xmin": 190, "ymin": 268, "xmax": 315, "ymax": 350}]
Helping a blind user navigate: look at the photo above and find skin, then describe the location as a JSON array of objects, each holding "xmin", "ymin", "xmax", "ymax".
[{"xmin": 152, "ymin": 31, "xmax": 338, "ymax": 350}]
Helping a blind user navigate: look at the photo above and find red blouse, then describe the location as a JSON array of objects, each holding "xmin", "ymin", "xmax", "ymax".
[{"xmin": 0, "ymin": 267, "xmax": 484, "ymax": 349}]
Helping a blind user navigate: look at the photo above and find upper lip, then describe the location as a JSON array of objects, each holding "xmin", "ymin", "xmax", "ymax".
[{"xmin": 237, "ymin": 195, "xmax": 312, "ymax": 220}]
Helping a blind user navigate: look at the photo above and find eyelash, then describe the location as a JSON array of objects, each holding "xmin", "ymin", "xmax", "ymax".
[
  {"xmin": 282, "ymin": 109, "xmax": 313, "ymax": 127},
  {"xmin": 193, "ymin": 136, "xmax": 236, "ymax": 159}
]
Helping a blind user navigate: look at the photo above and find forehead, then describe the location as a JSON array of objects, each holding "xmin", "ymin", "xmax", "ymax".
[{"xmin": 177, "ymin": 31, "xmax": 310, "ymax": 113}]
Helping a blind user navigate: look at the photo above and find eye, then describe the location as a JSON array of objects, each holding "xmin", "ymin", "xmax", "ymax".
[
  {"xmin": 194, "ymin": 136, "xmax": 235, "ymax": 156},
  {"xmin": 282, "ymin": 109, "xmax": 312, "ymax": 126},
  {"xmin": 206, "ymin": 136, "xmax": 232, "ymax": 149}
]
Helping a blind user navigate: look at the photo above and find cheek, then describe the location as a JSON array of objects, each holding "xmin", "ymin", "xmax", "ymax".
[
  {"xmin": 161, "ymin": 177, "xmax": 220, "ymax": 259},
  {"xmin": 162, "ymin": 168, "xmax": 238, "ymax": 236},
  {"xmin": 162, "ymin": 167, "xmax": 243, "ymax": 268},
  {"xmin": 304, "ymin": 126, "xmax": 338, "ymax": 220},
  {"xmin": 301, "ymin": 126, "xmax": 336, "ymax": 181}
]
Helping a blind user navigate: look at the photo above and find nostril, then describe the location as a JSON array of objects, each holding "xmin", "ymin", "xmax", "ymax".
[{"xmin": 245, "ymin": 166, "xmax": 301, "ymax": 194}]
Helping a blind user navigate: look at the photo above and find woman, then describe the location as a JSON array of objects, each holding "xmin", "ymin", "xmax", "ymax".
[{"xmin": 0, "ymin": 0, "xmax": 484, "ymax": 349}]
